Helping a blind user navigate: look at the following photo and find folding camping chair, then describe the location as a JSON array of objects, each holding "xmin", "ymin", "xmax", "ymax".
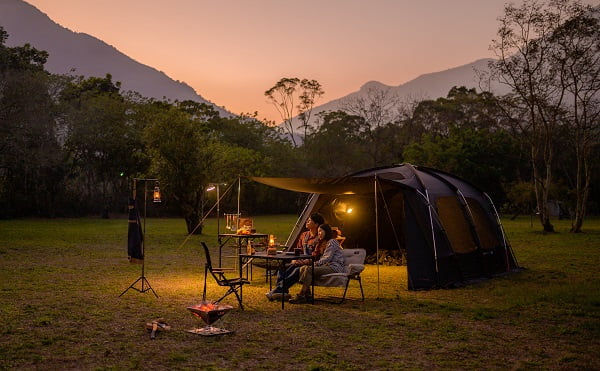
[
  {"xmin": 314, "ymin": 248, "xmax": 366, "ymax": 304},
  {"xmin": 201, "ymin": 242, "xmax": 250, "ymax": 310}
]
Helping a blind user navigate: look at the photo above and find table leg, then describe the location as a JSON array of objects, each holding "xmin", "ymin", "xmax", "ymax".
[
  {"xmin": 280, "ymin": 261, "xmax": 286, "ymax": 310},
  {"xmin": 267, "ymin": 260, "xmax": 273, "ymax": 290},
  {"xmin": 218, "ymin": 236, "xmax": 223, "ymax": 267},
  {"xmin": 236, "ymin": 239, "xmax": 242, "ymax": 272},
  {"xmin": 238, "ymin": 254, "xmax": 243, "ymax": 304}
]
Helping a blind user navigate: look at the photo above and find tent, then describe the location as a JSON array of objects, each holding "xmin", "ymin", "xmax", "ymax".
[{"xmin": 252, "ymin": 163, "xmax": 520, "ymax": 290}]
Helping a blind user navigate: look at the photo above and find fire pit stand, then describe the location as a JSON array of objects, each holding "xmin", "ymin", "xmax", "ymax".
[{"xmin": 186, "ymin": 301, "xmax": 234, "ymax": 336}]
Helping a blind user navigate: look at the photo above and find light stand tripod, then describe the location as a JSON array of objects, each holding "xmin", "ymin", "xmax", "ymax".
[{"xmin": 119, "ymin": 178, "xmax": 160, "ymax": 298}]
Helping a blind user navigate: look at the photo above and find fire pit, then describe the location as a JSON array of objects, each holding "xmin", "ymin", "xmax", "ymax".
[{"xmin": 186, "ymin": 301, "xmax": 234, "ymax": 336}]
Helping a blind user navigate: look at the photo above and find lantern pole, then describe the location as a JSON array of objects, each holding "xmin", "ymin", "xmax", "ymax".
[{"xmin": 119, "ymin": 178, "xmax": 160, "ymax": 298}]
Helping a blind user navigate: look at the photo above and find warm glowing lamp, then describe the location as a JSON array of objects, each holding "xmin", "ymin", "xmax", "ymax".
[
  {"xmin": 346, "ymin": 207, "xmax": 353, "ymax": 214},
  {"xmin": 206, "ymin": 183, "xmax": 226, "ymax": 237},
  {"xmin": 153, "ymin": 182, "xmax": 161, "ymax": 203}
]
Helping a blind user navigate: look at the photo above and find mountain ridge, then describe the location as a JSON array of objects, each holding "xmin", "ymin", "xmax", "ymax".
[
  {"xmin": 300, "ymin": 58, "xmax": 506, "ymax": 126},
  {"xmin": 2, "ymin": 0, "xmax": 506, "ymax": 129},
  {"xmin": 0, "ymin": 0, "xmax": 231, "ymax": 116}
]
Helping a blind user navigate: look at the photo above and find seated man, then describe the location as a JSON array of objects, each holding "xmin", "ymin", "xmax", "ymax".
[{"xmin": 266, "ymin": 213, "xmax": 324, "ymax": 301}]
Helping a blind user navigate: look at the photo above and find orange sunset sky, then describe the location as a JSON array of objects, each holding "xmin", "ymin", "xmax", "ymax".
[{"xmin": 23, "ymin": 0, "xmax": 599, "ymax": 123}]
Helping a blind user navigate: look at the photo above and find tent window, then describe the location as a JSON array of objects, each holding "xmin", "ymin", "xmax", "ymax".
[
  {"xmin": 465, "ymin": 198, "xmax": 499, "ymax": 250},
  {"xmin": 436, "ymin": 196, "xmax": 477, "ymax": 254}
]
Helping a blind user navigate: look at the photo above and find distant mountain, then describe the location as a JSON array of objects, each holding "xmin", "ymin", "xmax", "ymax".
[
  {"xmin": 1, "ymin": 0, "xmax": 508, "ymax": 131},
  {"xmin": 290, "ymin": 58, "xmax": 510, "ymax": 132},
  {"xmin": 0, "ymin": 0, "xmax": 231, "ymax": 117}
]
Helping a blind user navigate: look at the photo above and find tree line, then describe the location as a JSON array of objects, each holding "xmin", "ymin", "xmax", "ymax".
[{"xmin": 0, "ymin": 0, "xmax": 598, "ymax": 233}]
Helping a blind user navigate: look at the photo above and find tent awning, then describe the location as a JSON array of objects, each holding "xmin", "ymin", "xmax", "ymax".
[{"xmin": 250, "ymin": 176, "xmax": 398, "ymax": 195}]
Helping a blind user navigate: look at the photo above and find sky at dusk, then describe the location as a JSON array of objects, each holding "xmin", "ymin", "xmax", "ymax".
[{"xmin": 23, "ymin": 0, "xmax": 595, "ymax": 122}]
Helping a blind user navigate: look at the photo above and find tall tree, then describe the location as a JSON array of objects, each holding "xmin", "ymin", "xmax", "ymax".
[
  {"xmin": 61, "ymin": 75, "xmax": 145, "ymax": 216},
  {"xmin": 340, "ymin": 85, "xmax": 403, "ymax": 166},
  {"xmin": 412, "ymin": 87, "xmax": 507, "ymax": 133},
  {"xmin": 296, "ymin": 79, "xmax": 324, "ymax": 141},
  {"xmin": 548, "ymin": 3, "xmax": 600, "ymax": 232},
  {"xmin": 489, "ymin": 0, "xmax": 564, "ymax": 232},
  {"xmin": 304, "ymin": 111, "xmax": 369, "ymax": 176},
  {"xmin": 264, "ymin": 77, "xmax": 324, "ymax": 147},
  {"xmin": 144, "ymin": 101, "xmax": 276, "ymax": 233},
  {"xmin": 404, "ymin": 87, "xmax": 523, "ymax": 201},
  {"xmin": 0, "ymin": 27, "xmax": 64, "ymax": 217},
  {"xmin": 488, "ymin": 0, "xmax": 600, "ymax": 232},
  {"xmin": 403, "ymin": 126, "xmax": 521, "ymax": 203},
  {"xmin": 143, "ymin": 102, "xmax": 214, "ymax": 233}
]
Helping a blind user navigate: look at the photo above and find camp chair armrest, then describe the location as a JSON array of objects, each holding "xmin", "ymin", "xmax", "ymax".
[
  {"xmin": 320, "ymin": 272, "xmax": 349, "ymax": 279},
  {"xmin": 212, "ymin": 267, "xmax": 235, "ymax": 272},
  {"xmin": 346, "ymin": 264, "xmax": 365, "ymax": 275}
]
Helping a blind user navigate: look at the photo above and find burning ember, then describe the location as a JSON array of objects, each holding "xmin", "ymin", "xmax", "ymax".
[{"xmin": 186, "ymin": 301, "xmax": 234, "ymax": 336}]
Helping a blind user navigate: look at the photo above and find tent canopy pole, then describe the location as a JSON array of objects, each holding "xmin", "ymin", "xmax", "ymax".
[
  {"xmin": 237, "ymin": 176, "xmax": 241, "ymax": 230},
  {"xmin": 375, "ymin": 175, "xmax": 380, "ymax": 298}
]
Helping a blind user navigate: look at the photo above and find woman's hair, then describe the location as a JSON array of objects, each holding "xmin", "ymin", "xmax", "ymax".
[
  {"xmin": 309, "ymin": 213, "xmax": 324, "ymax": 225},
  {"xmin": 318, "ymin": 223, "xmax": 333, "ymax": 241}
]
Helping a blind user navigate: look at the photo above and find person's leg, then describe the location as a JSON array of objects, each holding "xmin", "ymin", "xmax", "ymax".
[
  {"xmin": 267, "ymin": 264, "xmax": 290, "ymax": 299},
  {"xmin": 290, "ymin": 265, "xmax": 334, "ymax": 304},
  {"xmin": 299, "ymin": 265, "xmax": 309, "ymax": 285},
  {"xmin": 289, "ymin": 266, "xmax": 310, "ymax": 303},
  {"xmin": 293, "ymin": 265, "xmax": 310, "ymax": 295},
  {"xmin": 267, "ymin": 264, "xmax": 299, "ymax": 300},
  {"xmin": 280, "ymin": 265, "xmax": 300, "ymax": 293},
  {"xmin": 302, "ymin": 265, "xmax": 334, "ymax": 296},
  {"xmin": 274, "ymin": 263, "xmax": 290, "ymax": 287},
  {"xmin": 273, "ymin": 265, "xmax": 297, "ymax": 291}
]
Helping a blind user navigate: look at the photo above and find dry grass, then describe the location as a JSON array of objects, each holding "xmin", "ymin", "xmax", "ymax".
[{"xmin": 0, "ymin": 215, "xmax": 598, "ymax": 370}]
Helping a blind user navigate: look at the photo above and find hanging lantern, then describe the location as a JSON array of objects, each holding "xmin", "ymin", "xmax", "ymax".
[{"xmin": 153, "ymin": 182, "xmax": 162, "ymax": 203}]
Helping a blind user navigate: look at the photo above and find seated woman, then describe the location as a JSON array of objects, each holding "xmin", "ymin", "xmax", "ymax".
[
  {"xmin": 266, "ymin": 213, "xmax": 325, "ymax": 301},
  {"xmin": 289, "ymin": 223, "xmax": 345, "ymax": 304}
]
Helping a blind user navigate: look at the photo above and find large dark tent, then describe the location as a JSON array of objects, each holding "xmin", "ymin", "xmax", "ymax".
[{"xmin": 252, "ymin": 164, "xmax": 520, "ymax": 290}]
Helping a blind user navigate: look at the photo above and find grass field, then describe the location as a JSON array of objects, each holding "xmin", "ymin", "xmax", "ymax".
[{"xmin": 0, "ymin": 215, "xmax": 598, "ymax": 370}]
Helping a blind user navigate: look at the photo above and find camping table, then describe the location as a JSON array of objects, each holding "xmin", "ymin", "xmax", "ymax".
[
  {"xmin": 218, "ymin": 233, "xmax": 269, "ymax": 267},
  {"xmin": 238, "ymin": 251, "xmax": 315, "ymax": 310}
]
